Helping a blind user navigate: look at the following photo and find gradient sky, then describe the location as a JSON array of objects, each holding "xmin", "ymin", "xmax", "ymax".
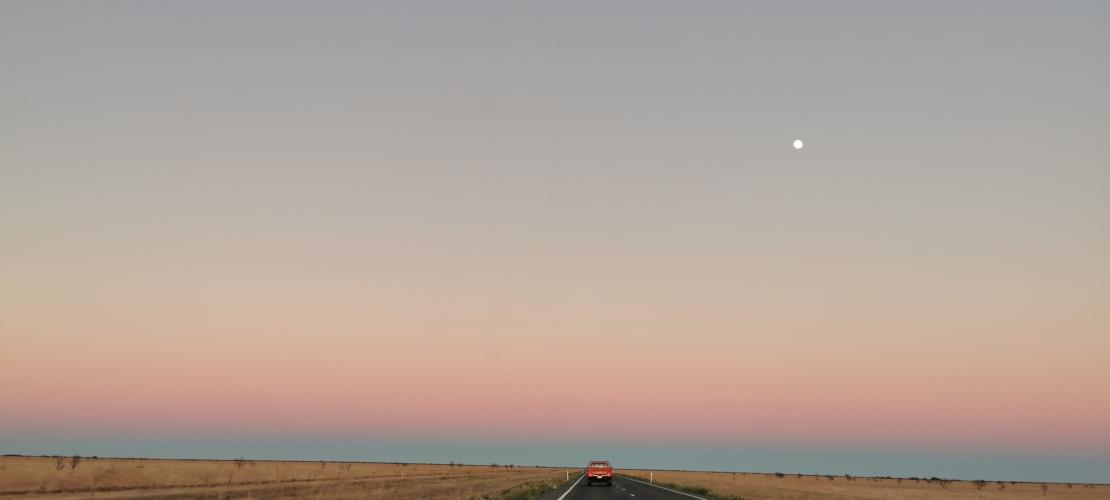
[{"xmin": 2, "ymin": 1, "xmax": 1108, "ymax": 483}]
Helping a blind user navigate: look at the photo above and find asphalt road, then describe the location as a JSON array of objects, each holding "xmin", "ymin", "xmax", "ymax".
[{"xmin": 538, "ymin": 474, "xmax": 709, "ymax": 500}]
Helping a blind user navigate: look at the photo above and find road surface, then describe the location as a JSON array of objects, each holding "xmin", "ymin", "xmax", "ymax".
[{"xmin": 538, "ymin": 474, "xmax": 709, "ymax": 500}]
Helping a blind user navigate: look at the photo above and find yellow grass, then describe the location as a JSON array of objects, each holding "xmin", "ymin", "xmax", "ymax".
[
  {"xmin": 0, "ymin": 456, "xmax": 576, "ymax": 499},
  {"xmin": 617, "ymin": 469, "xmax": 1104, "ymax": 500}
]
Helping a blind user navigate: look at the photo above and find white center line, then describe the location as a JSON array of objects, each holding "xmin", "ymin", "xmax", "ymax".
[{"xmin": 556, "ymin": 473, "xmax": 585, "ymax": 500}]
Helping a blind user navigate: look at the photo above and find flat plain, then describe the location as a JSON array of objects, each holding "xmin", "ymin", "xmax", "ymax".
[
  {"xmin": 4, "ymin": 457, "xmax": 1105, "ymax": 499},
  {"xmin": 0, "ymin": 456, "xmax": 573, "ymax": 499}
]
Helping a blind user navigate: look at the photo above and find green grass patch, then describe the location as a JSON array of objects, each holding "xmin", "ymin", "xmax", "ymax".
[{"xmin": 481, "ymin": 476, "xmax": 564, "ymax": 500}]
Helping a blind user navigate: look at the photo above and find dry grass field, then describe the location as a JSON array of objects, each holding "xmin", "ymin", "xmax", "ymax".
[
  {"xmin": 0, "ymin": 456, "xmax": 577, "ymax": 499},
  {"xmin": 618, "ymin": 469, "xmax": 1105, "ymax": 500}
]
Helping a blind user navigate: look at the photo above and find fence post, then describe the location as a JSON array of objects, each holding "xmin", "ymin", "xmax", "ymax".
[{"xmin": 650, "ymin": 472, "xmax": 653, "ymax": 484}]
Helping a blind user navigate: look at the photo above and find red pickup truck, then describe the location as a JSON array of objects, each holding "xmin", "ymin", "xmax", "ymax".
[{"xmin": 586, "ymin": 460, "xmax": 613, "ymax": 486}]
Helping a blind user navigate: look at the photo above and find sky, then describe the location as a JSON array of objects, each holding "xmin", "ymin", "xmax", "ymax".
[{"xmin": 2, "ymin": 0, "xmax": 1108, "ymax": 484}]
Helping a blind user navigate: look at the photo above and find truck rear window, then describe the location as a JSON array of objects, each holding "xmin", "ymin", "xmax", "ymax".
[{"xmin": 590, "ymin": 463, "xmax": 609, "ymax": 468}]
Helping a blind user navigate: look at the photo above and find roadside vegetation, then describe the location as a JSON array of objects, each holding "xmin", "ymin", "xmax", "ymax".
[
  {"xmin": 0, "ymin": 455, "xmax": 577, "ymax": 499},
  {"xmin": 622, "ymin": 473, "xmax": 714, "ymax": 496},
  {"xmin": 486, "ymin": 475, "xmax": 570, "ymax": 500}
]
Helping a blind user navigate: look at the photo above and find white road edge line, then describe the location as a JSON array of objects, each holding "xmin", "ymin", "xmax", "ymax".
[
  {"xmin": 618, "ymin": 475, "xmax": 709, "ymax": 500},
  {"xmin": 555, "ymin": 473, "xmax": 585, "ymax": 500}
]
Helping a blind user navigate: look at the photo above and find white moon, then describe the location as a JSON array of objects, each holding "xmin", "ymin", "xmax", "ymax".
[{"xmin": 793, "ymin": 139, "xmax": 804, "ymax": 150}]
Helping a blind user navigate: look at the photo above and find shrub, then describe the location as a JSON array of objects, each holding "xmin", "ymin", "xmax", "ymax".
[
  {"xmin": 974, "ymin": 480, "xmax": 987, "ymax": 490},
  {"xmin": 69, "ymin": 455, "xmax": 82, "ymax": 470},
  {"xmin": 774, "ymin": 472, "xmax": 785, "ymax": 478}
]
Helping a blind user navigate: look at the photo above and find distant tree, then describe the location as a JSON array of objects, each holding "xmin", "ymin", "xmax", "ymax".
[
  {"xmin": 69, "ymin": 455, "xmax": 82, "ymax": 470},
  {"xmin": 54, "ymin": 456, "xmax": 65, "ymax": 471},
  {"xmin": 774, "ymin": 472, "xmax": 785, "ymax": 478},
  {"xmin": 997, "ymin": 481, "xmax": 1006, "ymax": 490},
  {"xmin": 825, "ymin": 475, "xmax": 834, "ymax": 481},
  {"xmin": 234, "ymin": 457, "xmax": 247, "ymax": 470},
  {"xmin": 973, "ymin": 480, "xmax": 987, "ymax": 490}
]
